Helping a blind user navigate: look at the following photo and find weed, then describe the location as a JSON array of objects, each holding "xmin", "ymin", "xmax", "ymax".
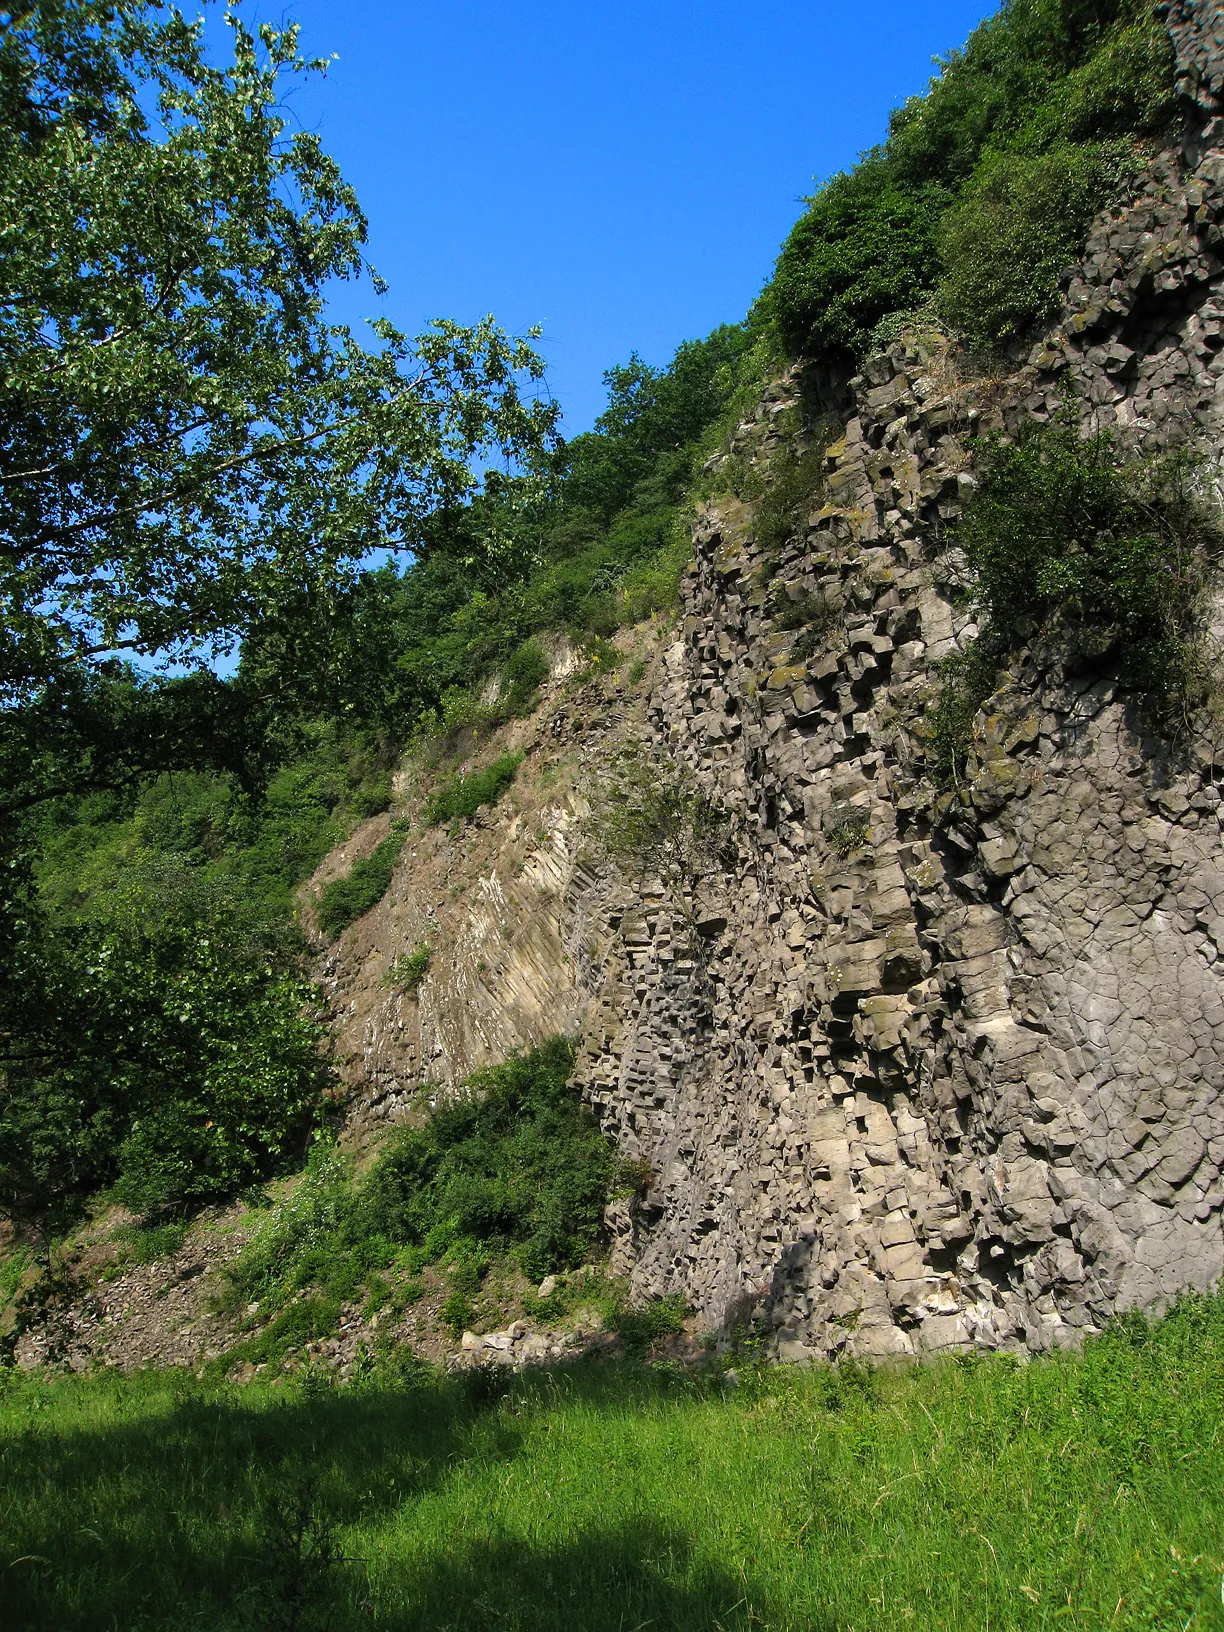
[
  {"xmin": 316, "ymin": 834, "xmax": 405, "ymax": 938},
  {"xmin": 827, "ymin": 812, "xmax": 871, "ymax": 856},
  {"xmin": 585, "ymin": 746, "xmax": 731, "ymax": 891},
  {"xmin": 115, "ymin": 1220, "xmax": 191, "ymax": 1264},
  {"xmin": 423, "ymin": 752, "xmax": 522, "ymax": 826},
  {"xmin": 250, "ymin": 1471, "xmax": 346, "ymax": 1632},
  {"xmin": 440, "ymin": 1289, "xmax": 476, "ymax": 1337},
  {"xmin": 383, "ymin": 942, "xmax": 431, "ymax": 995}
]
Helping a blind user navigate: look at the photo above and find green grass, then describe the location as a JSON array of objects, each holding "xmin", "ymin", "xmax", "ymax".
[
  {"xmin": 316, "ymin": 833, "xmax": 406, "ymax": 938},
  {"xmin": 423, "ymin": 751, "xmax": 522, "ymax": 826},
  {"xmin": 2, "ymin": 1292, "xmax": 1223, "ymax": 1630}
]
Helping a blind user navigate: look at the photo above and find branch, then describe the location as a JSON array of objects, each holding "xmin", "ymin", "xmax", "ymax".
[{"xmin": 28, "ymin": 374, "xmax": 427, "ymax": 545}]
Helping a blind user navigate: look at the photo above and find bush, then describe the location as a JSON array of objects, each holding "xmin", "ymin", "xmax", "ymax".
[
  {"xmin": 927, "ymin": 640, "xmax": 1008, "ymax": 787},
  {"xmin": 770, "ymin": 2, "xmax": 1176, "ymax": 362},
  {"xmin": 750, "ymin": 429, "xmax": 837, "ymax": 555},
  {"xmin": 387, "ymin": 942, "xmax": 431, "ymax": 995},
  {"xmin": 0, "ymin": 880, "xmax": 328, "ymax": 1229},
  {"xmin": 929, "ymin": 403, "xmax": 1224, "ymax": 780},
  {"xmin": 1056, "ymin": 5, "xmax": 1176, "ymax": 141},
  {"xmin": 500, "ymin": 640, "xmax": 550, "ymax": 716},
  {"xmin": 586, "ymin": 746, "xmax": 731, "ymax": 889},
  {"xmin": 937, "ymin": 141, "xmax": 1131, "ymax": 352},
  {"xmin": 224, "ymin": 1041, "xmax": 634, "ymax": 1337},
  {"xmin": 770, "ymin": 160, "xmax": 949, "ymax": 359},
  {"xmin": 961, "ymin": 404, "xmax": 1221, "ymax": 690},
  {"xmin": 316, "ymin": 832, "xmax": 405, "ymax": 938},
  {"xmin": 615, "ymin": 1293, "xmax": 688, "ymax": 1356},
  {"xmin": 424, "ymin": 752, "xmax": 522, "ymax": 826},
  {"xmin": 363, "ymin": 1040, "xmax": 626, "ymax": 1282}
]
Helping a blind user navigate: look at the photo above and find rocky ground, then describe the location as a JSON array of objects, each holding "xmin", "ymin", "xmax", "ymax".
[{"xmin": 3, "ymin": 1200, "xmax": 700, "ymax": 1381}]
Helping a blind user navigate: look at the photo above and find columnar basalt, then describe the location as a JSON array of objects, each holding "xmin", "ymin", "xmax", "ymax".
[
  {"xmin": 331, "ymin": 4, "xmax": 1224, "ymax": 1359},
  {"xmin": 566, "ymin": 3, "xmax": 1224, "ymax": 1358}
]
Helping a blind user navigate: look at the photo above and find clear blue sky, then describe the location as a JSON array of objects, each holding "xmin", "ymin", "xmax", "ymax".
[{"xmin": 234, "ymin": 1, "xmax": 997, "ymax": 433}]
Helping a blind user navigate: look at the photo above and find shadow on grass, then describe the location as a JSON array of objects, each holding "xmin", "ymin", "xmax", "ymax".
[
  {"xmin": 386, "ymin": 1524, "xmax": 780, "ymax": 1632},
  {"xmin": 1, "ymin": 1365, "xmax": 780, "ymax": 1632}
]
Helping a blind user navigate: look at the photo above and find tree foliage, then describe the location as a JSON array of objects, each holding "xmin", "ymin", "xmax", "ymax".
[
  {"xmin": 769, "ymin": 0, "xmax": 1176, "ymax": 360},
  {"xmin": 0, "ymin": 0, "xmax": 556, "ymax": 745},
  {"xmin": 0, "ymin": 0, "xmax": 558, "ymax": 1235},
  {"xmin": 0, "ymin": 862, "xmax": 327, "ymax": 1236}
]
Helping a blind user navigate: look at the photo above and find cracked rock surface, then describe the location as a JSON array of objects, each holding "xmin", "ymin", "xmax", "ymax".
[{"xmin": 325, "ymin": 4, "xmax": 1224, "ymax": 1362}]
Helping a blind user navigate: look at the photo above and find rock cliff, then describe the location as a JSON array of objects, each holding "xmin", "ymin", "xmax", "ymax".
[{"xmin": 324, "ymin": 2, "xmax": 1224, "ymax": 1360}]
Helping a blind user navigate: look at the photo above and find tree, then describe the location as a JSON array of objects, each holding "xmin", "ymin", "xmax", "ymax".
[
  {"xmin": 0, "ymin": 0, "xmax": 558, "ymax": 784},
  {"xmin": 0, "ymin": 0, "xmax": 558, "ymax": 1239}
]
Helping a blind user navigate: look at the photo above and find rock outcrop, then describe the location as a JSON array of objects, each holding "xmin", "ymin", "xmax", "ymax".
[{"xmin": 329, "ymin": 2, "xmax": 1224, "ymax": 1360}]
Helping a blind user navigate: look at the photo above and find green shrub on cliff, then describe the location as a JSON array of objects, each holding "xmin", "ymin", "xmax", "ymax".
[
  {"xmin": 316, "ymin": 832, "xmax": 407, "ymax": 938},
  {"xmin": 936, "ymin": 140, "xmax": 1133, "ymax": 351},
  {"xmin": 769, "ymin": 0, "xmax": 1176, "ymax": 359},
  {"xmin": 930, "ymin": 404, "xmax": 1224, "ymax": 780},
  {"xmin": 770, "ymin": 162, "xmax": 949, "ymax": 359},
  {"xmin": 424, "ymin": 752, "xmax": 522, "ymax": 826},
  {"xmin": 962, "ymin": 405, "xmax": 1222, "ymax": 692}
]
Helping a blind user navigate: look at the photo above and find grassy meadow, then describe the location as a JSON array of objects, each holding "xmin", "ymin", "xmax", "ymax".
[{"xmin": 2, "ymin": 1293, "xmax": 1223, "ymax": 1632}]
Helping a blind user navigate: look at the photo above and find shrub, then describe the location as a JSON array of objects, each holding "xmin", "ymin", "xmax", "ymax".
[
  {"xmin": 224, "ymin": 1040, "xmax": 634, "ymax": 1338},
  {"xmin": 316, "ymin": 833, "xmax": 405, "ymax": 938},
  {"xmin": 440, "ymin": 1288, "xmax": 476, "ymax": 1336},
  {"xmin": 751, "ymin": 431, "xmax": 837, "ymax": 555},
  {"xmin": 500, "ymin": 640, "xmax": 550, "ymax": 716},
  {"xmin": 1056, "ymin": 5, "xmax": 1177, "ymax": 141},
  {"xmin": 929, "ymin": 404, "xmax": 1224, "ymax": 780},
  {"xmin": 937, "ymin": 141, "xmax": 1131, "ymax": 352},
  {"xmin": 363, "ymin": 1040, "xmax": 627, "ymax": 1282},
  {"xmin": 961, "ymin": 404, "xmax": 1222, "ymax": 690},
  {"xmin": 0, "ymin": 883, "xmax": 328, "ymax": 1229},
  {"xmin": 927, "ymin": 640, "xmax": 1008, "ymax": 787},
  {"xmin": 770, "ymin": 2, "xmax": 1176, "ymax": 362},
  {"xmin": 770, "ymin": 160, "xmax": 949, "ymax": 359},
  {"xmin": 615, "ymin": 1293, "xmax": 688, "ymax": 1356},
  {"xmin": 424, "ymin": 752, "xmax": 522, "ymax": 826},
  {"xmin": 586, "ymin": 747, "xmax": 731, "ymax": 889},
  {"xmin": 828, "ymin": 813, "xmax": 871, "ymax": 857},
  {"xmin": 387, "ymin": 942, "xmax": 431, "ymax": 995}
]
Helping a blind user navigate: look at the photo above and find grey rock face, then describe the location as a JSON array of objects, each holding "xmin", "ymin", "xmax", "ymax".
[
  {"xmin": 326, "ymin": 5, "xmax": 1224, "ymax": 1362},
  {"xmin": 561, "ymin": 8, "xmax": 1224, "ymax": 1358}
]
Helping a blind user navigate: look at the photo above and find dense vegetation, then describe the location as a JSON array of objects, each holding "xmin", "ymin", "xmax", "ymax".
[
  {"xmin": 930, "ymin": 403, "xmax": 1224, "ymax": 779},
  {"xmin": 0, "ymin": 0, "xmax": 778, "ymax": 1243},
  {"xmin": 216, "ymin": 1041, "xmax": 636, "ymax": 1364},
  {"xmin": 3, "ymin": 1291, "xmax": 1223, "ymax": 1629},
  {"xmin": 771, "ymin": 0, "xmax": 1176, "ymax": 357},
  {"xmin": 3, "ymin": 7, "xmax": 1221, "ymax": 1627},
  {"xmin": 0, "ymin": 0, "xmax": 1204, "ymax": 1323}
]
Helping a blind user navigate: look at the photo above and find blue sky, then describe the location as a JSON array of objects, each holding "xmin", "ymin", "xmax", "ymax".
[{"xmin": 236, "ymin": 1, "xmax": 996, "ymax": 435}]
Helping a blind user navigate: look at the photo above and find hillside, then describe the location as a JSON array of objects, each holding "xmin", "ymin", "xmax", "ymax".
[
  {"xmin": 6, "ymin": 2, "xmax": 1224, "ymax": 1626},
  {"xmin": 8, "ymin": 0, "xmax": 1224, "ymax": 1368},
  {"xmin": 301, "ymin": 0, "xmax": 1224, "ymax": 1365}
]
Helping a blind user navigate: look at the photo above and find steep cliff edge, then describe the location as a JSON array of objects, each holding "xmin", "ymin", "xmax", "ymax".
[{"xmin": 322, "ymin": 3, "xmax": 1224, "ymax": 1361}]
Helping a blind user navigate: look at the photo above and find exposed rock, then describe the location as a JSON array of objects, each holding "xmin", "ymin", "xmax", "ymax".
[{"xmin": 316, "ymin": 5, "xmax": 1224, "ymax": 1365}]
